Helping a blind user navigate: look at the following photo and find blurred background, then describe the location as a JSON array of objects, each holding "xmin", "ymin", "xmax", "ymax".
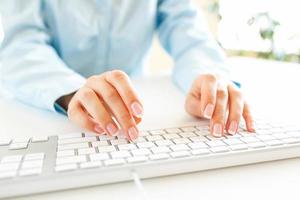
[
  {"xmin": 148, "ymin": 0, "xmax": 300, "ymax": 74},
  {"xmin": 1, "ymin": 0, "xmax": 299, "ymax": 74}
]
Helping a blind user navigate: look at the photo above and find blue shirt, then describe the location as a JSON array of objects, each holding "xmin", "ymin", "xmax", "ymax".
[{"xmin": 0, "ymin": 0, "xmax": 229, "ymax": 112}]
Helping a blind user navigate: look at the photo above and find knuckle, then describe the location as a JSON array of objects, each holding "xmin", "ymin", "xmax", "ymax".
[
  {"xmin": 204, "ymin": 74, "xmax": 217, "ymax": 83},
  {"xmin": 87, "ymin": 75, "xmax": 101, "ymax": 84},
  {"xmin": 110, "ymin": 70, "xmax": 128, "ymax": 81},
  {"xmin": 217, "ymin": 88, "xmax": 228, "ymax": 99},
  {"xmin": 105, "ymin": 88, "xmax": 118, "ymax": 100},
  {"xmin": 230, "ymin": 89, "xmax": 243, "ymax": 100},
  {"xmin": 80, "ymin": 88, "xmax": 95, "ymax": 100}
]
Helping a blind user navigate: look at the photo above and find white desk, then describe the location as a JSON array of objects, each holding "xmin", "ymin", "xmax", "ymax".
[{"xmin": 1, "ymin": 57, "xmax": 300, "ymax": 200}]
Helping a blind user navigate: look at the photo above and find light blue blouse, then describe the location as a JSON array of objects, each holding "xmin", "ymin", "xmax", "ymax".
[{"xmin": 0, "ymin": 0, "xmax": 229, "ymax": 112}]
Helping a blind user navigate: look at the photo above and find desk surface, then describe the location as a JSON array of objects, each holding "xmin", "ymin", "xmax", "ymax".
[{"xmin": 1, "ymin": 57, "xmax": 300, "ymax": 200}]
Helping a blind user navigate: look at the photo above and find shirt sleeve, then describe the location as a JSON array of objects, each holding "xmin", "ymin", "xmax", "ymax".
[
  {"xmin": 156, "ymin": 0, "xmax": 230, "ymax": 93},
  {"xmin": 0, "ymin": 0, "xmax": 86, "ymax": 112}
]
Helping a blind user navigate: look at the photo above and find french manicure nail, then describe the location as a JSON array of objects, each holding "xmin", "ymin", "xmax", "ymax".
[
  {"xmin": 213, "ymin": 123, "xmax": 223, "ymax": 137},
  {"xmin": 94, "ymin": 125, "xmax": 103, "ymax": 134},
  {"xmin": 228, "ymin": 121, "xmax": 237, "ymax": 135},
  {"xmin": 106, "ymin": 123, "xmax": 118, "ymax": 136},
  {"xmin": 131, "ymin": 102, "xmax": 143, "ymax": 118},
  {"xmin": 204, "ymin": 104, "xmax": 214, "ymax": 119},
  {"xmin": 128, "ymin": 126, "xmax": 139, "ymax": 140}
]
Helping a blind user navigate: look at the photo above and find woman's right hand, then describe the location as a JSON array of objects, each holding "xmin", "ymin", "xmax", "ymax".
[{"xmin": 59, "ymin": 70, "xmax": 144, "ymax": 140}]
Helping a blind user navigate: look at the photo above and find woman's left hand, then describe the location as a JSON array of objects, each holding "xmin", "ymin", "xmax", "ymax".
[{"xmin": 185, "ymin": 73, "xmax": 255, "ymax": 137}]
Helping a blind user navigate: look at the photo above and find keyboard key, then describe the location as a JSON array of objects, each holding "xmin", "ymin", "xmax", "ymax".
[
  {"xmin": 172, "ymin": 138, "xmax": 190, "ymax": 144},
  {"xmin": 281, "ymin": 138, "xmax": 300, "ymax": 144},
  {"xmin": 90, "ymin": 153, "xmax": 109, "ymax": 161},
  {"xmin": 163, "ymin": 133, "xmax": 180, "ymax": 139},
  {"xmin": 98, "ymin": 135, "xmax": 111, "ymax": 141},
  {"xmin": 240, "ymin": 137, "xmax": 261, "ymax": 144},
  {"xmin": 146, "ymin": 135, "xmax": 163, "ymax": 142},
  {"xmin": 223, "ymin": 138, "xmax": 243, "ymax": 146},
  {"xmin": 91, "ymin": 141, "xmax": 109, "ymax": 147},
  {"xmin": 256, "ymin": 135, "xmax": 276, "ymax": 141},
  {"xmin": 104, "ymin": 159, "xmax": 125, "ymax": 166},
  {"xmin": 55, "ymin": 164, "xmax": 77, "ymax": 172},
  {"xmin": 181, "ymin": 127, "xmax": 197, "ymax": 132},
  {"xmin": 57, "ymin": 142, "xmax": 89, "ymax": 151},
  {"xmin": 0, "ymin": 138, "xmax": 11, "ymax": 146},
  {"xmin": 189, "ymin": 136, "xmax": 208, "ymax": 142},
  {"xmin": 170, "ymin": 151, "xmax": 190, "ymax": 158},
  {"xmin": 58, "ymin": 137, "xmax": 97, "ymax": 145},
  {"xmin": 205, "ymin": 140, "xmax": 226, "ymax": 147},
  {"xmin": 1, "ymin": 155, "xmax": 23, "ymax": 163},
  {"xmin": 155, "ymin": 140, "xmax": 173, "ymax": 146},
  {"xmin": 31, "ymin": 136, "xmax": 49, "ymax": 143},
  {"xmin": 287, "ymin": 131, "xmax": 300, "ymax": 138},
  {"xmin": 127, "ymin": 156, "xmax": 148, "ymax": 163},
  {"xmin": 179, "ymin": 132, "xmax": 197, "ymax": 138},
  {"xmin": 58, "ymin": 133, "xmax": 82, "ymax": 140},
  {"xmin": 56, "ymin": 155, "xmax": 86, "ymax": 165},
  {"xmin": 78, "ymin": 147, "xmax": 96, "ymax": 155},
  {"xmin": 0, "ymin": 163, "xmax": 19, "ymax": 171},
  {"xmin": 0, "ymin": 171, "xmax": 17, "ymax": 179},
  {"xmin": 272, "ymin": 133, "xmax": 292, "ymax": 140},
  {"xmin": 165, "ymin": 128, "xmax": 182, "ymax": 134},
  {"xmin": 191, "ymin": 149, "xmax": 210, "ymax": 155},
  {"xmin": 187, "ymin": 142, "xmax": 208, "ymax": 149},
  {"xmin": 24, "ymin": 153, "xmax": 45, "ymax": 161},
  {"xmin": 19, "ymin": 168, "xmax": 42, "ymax": 176},
  {"xmin": 57, "ymin": 150, "xmax": 75, "ymax": 157},
  {"xmin": 195, "ymin": 131, "xmax": 210, "ymax": 137},
  {"xmin": 210, "ymin": 146, "xmax": 230, "ymax": 153},
  {"xmin": 9, "ymin": 142, "xmax": 28, "ymax": 150},
  {"xmin": 230, "ymin": 144, "xmax": 248, "ymax": 151},
  {"xmin": 149, "ymin": 153, "xmax": 170, "ymax": 160},
  {"xmin": 110, "ymin": 139, "xmax": 128, "ymax": 145},
  {"xmin": 111, "ymin": 151, "xmax": 131, "ymax": 159},
  {"xmin": 150, "ymin": 130, "xmax": 165, "ymax": 135},
  {"xmin": 80, "ymin": 161, "xmax": 102, "ymax": 169},
  {"xmin": 131, "ymin": 149, "xmax": 151, "ymax": 156},
  {"xmin": 151, "ymin": 146, "xmax": 171, "ymax": 154},
  {"xmin": 13, "ymin": 137, "xmax": 30, "ymax": 143},
  {"xmin": 22, "ymin": 160, "xmax": 43, "ymax": 169},
  {"xmin": 118, "ymin": 143, "xmax": 137, "ymax": 150},
  {"xmin": 169, "ymin": 144, "xmax": 190, "ymax": 152},
  {"xmin": 97, "ymin": 145, "xmax": 116, "ymax": 153},
  {"xmin": 248, "ymin": 142, "xmax": 266, "ymax": 148},
  {"xmin": 265, "ymin": 140, "xmax": 283, "ymax": 146},
  {"xmin": 136, "ymin": 142, "xmax": 155, "ymax": 148}
]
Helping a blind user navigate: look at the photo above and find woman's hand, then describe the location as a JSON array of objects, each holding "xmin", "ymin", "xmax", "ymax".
[
  {"xmin": 60, "ymin": 70, "xmax": 143, "ymax": 140},
  {"xmin": 185, "ymin": 74, "xmax": 255, "ymax": 137}
]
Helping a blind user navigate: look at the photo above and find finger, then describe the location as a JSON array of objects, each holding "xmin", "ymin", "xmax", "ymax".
[
  {"xmin": 243, "ymin": 103, "xmax": 255, "ymax": 132},
  {"xmin": 210, "ymin": 85, "xmax": 228, "ymax": 137},
  {"xmin": 185, "ymin": 93, "xmax": 202, "ymax": 117},
  {"xmin": 77, "ymin": 87, "xmax": 119, "ymax": 136},
  {"xmin": 225, "ymin": 84, "xmax": 244, "ymax": 135},
  {"xmin": 88, "ymin": 79, "xmax": 138, "ymax": 141},
  {"xmin": 105, "ymin": 70, "xmax": 143, "ymax": 118},
  {"xmin": 68, "ymin": 101, "xmax": 104, "ymax": 134},
  {"xmin": 199, "ymin": 74, "xmax": 218, "ymax": 119}
]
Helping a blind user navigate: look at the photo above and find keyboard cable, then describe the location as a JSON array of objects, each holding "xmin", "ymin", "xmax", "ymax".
[{"xmin": 131, "ymin": 170, "xmax": 151, "ymax": 200}]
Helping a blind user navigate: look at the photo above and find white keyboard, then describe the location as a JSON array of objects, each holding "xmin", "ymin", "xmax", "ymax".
[{"xmin": 1, "ymin": 119, "xmax": 300, "ymax": 198}]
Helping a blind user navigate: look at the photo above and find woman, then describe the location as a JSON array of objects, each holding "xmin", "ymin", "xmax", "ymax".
[{"xmin": 0, "ymin": 0, "xmax": 254, "ymax": 140}]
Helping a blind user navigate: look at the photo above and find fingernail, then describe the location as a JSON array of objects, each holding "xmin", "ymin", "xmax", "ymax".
[
  {"xmin": 94, "ymin": 125, "xmax": 103, "ymax": 134},
  {"xmin": 228, "ymin": 121, "xmax": 238, "ymax": 135},
  {"xmin": 131, "ymin": 102, "xmax": 143, "ymax": 118},
  {"xmin": 204, "ymin": 104, "xmax": 214, "ymax": 119},
  {"xmin": 213, "ymin": 123, "xmax": 223, "ymax": 137},
  {"xmin": 106, "ymin": 123, "xmax": 118, "ymax": 136},
  {"xmin": 128, "ymin": 126, "xmax": 139, "ymax": 140}
]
